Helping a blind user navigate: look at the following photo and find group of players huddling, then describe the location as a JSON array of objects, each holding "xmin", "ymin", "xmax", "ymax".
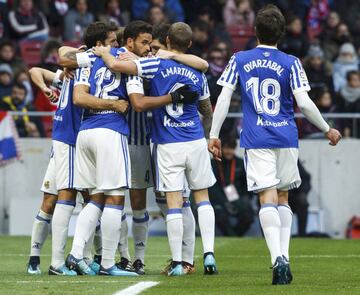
[{"xmin": 26, "ymin": 5, "xmax": 341, "ymax": 284}]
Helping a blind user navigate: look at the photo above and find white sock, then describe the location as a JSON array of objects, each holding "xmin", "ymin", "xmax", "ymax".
[
  {"xmin": 83, "ymin": 230, "xmax": 95, "ymax": 264},
  {"xmin": 182, "ymin": 201, "xmax": 195, "ymax": 265},
  {"xmin": 156, "ymin": 196, "xmax": 168, "ymax": 217},
  {"xmin": 101, "ymin": 205, "xmax": 123, "ymax": 269},
  {"xmin": 30, "ymin": 210, "xmax": 52, "ymax": 256},
  {"xmin": 118, "ymin": 214, "xmax": 131, "ymax": 260},
  {"xmin": 259, "ymin": 205, "xmax": 282, "ymax": 265},
  {"xmin": 132, "ymin": 209, "xmax": 149, "ymax": 263},
  {"xmin": 70, "ymin": 201, "xmax": 102, "ymax": 260},
  {"xmin": 51, "ymin": 200, "xmax": 75, "ymax": 268},
  {"xmin": 278, "ymin": 204, "xmax": 293, "ymax": 260},
  {"xmin": 94, "ymin": 220, "xmax": 102, "ymax": 256},
  {"xmin": 166, "ymin": 209, "xmax": 183, "ymax": 262},
  {"xmin": 197, "ymin": 201, "xmax": 215, "ymax": 254}
]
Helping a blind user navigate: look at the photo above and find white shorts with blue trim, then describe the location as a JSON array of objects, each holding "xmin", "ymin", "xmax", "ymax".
[
  {"xmin": 244, "ymin": 148, "xmax": 301, "ymax": 193},
  {"xmin": 129, "ymin": 144, "xmax": 154, "ymax": 189},
  {"xmin": 75, "ymin": 128, "xmax": 131, "ymax": 195},
  {"xmin": 40, "ymin": 154, "xmax": 58, "ymax": 195},
  {"xmin": 152, "ymin": 138, "xmax": 216, "ymax": 192}
]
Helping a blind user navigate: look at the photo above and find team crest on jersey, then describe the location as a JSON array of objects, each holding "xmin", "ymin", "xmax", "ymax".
[
  {"xmin": 82, "ymin": 69, "xmax": 90, "ymax": 77},
  {"xmin": 263, "ymin": 51, "xmax": 270, "ymax": 57},
  {"xmin": 44, "ymin": 181, "xmax": 50, "ymax": 189}
]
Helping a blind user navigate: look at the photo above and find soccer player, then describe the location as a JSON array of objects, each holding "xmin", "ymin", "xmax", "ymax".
[
  {"xmin": 208, "ymin": 5, "xmax": 341, "ymax": 284},
  {"xmin": 93, "ymin": 22, "xmax": 217, "ymax": 276}
]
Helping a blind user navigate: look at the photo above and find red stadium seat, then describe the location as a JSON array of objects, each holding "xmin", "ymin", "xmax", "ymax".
[
  {"xmin": 19, "ymin": 40, "xmax": 44, "ymax": 67},
  {"xmin": 227, "ymin": 26, "xmax": 254, "ymax": 52}
]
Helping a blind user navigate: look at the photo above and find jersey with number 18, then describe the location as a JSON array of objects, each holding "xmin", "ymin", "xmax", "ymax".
[{"xmin": 218, "ymin": 45, "xmax": 311, "ymax": 149}]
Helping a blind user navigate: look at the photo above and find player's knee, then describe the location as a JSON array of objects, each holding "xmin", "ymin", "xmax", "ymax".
[
  {"xmin": 105, "ymin": 195, "xmax": 125, "ymax": 206},
  {"xmin": 41, "ymin": 194, "xmax": 57, "ymax": 214}
]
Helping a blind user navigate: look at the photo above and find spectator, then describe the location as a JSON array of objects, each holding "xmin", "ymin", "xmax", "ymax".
[
  {"xmin": 223, "ymin": 0, "xmax": 255, "ymax": 28},
  {"xmin": 37, "ymin": 39, "xmax": 61, "ymax": 72},
  {"xmin": 306, "ymin": 0, "xmax": 329, "ymax": 41},
  {"xmin": 206, "ymin": 46, "xmax": 227, "ymax": 105},
  {"xmin": 208, "ymin": 137, "xmax": 254, "ymax": 236},
  {"xmin": 0, "ymin": 2, "xmax": 9, "ymax": 40},
  {"xmin": 323, "ymin": 23, "xmax": 353, "ymax": 61},
  {"xmin": 47, "ymin": 0, "xmax": 69, "ymax": 37},
  {"xmin": 332, "ymin": 42, "xmax": 358, "ymax": 92},
  {"xmin": 288, "ymin": 161, "xmax": 311, "ymax": 237},
  {"xmin": 278, "ymin": 15, "xmax": 309, "ymax": 59},
  {"xmin": 189, "ymin": 20, "xmax": 210, "ymax": 58},
  {"xmin": 14, "ymin": 68, "xmax": 34, "ymax": 105},
  {"xmin": 132, "ymin": 0, "xmax": 184, "ymax": 23},
  {"xmin": 0, "ymin": 40, "xmax": 25, "ymax": 74},
  {"xmin": 63, "ymin": 0, "xmax": 94, "ymax": 41},
  {"xmin": 0, "ymin": 82, "xmax": 43, "ymax": 137},
  {"xmin": 147, "ymin": 5, "xmax": 168, "ymax": 26},
  {"xmin": 320, "ymin": 11, "xmax": 341, "ymax": 41},
  {"xmin": 98, "ymin": 0, "xmax": 130, "ymax": 27},
  {"xmin": 339, "ymin": 71, "xmax": 360, "ymax": 137},
  {"xmin": 8, "ymin": 0, "xmax": 49, "ymax": 41},
  {"xmin": 303, "ymin": 45, "xmax": 333, "ymax": 91},
  {"xmin": 0, "ymin": 63, "xmax": 14, "ymax": 98}
]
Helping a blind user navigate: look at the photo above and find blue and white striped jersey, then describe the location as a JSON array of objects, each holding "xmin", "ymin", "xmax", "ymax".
[
  {"xmin": 218, "ymin": 45, "xmax": 311, "ymax": 149},
  {"xmin": 134, "ymin": 57, "xmax": 210, "ymax": 144},
  {"xmin": 127, "ymin": 108, "xmax": 150, "ymax": 145}
]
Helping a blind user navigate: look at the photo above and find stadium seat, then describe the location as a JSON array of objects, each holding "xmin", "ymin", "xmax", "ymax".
[
  {"xmin": 227, "ymin": 26, "xmax": 254, "ymax": 52},
  {"xmin": 19, "ymin": 40, "xmax": 44, "ymax": 67}
]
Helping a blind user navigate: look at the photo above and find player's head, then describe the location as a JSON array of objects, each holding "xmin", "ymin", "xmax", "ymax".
[
  {"xmin": 83, "ymin": 21, "xmax": 119, "ymax": 48},
  {"xmin": 151, "ymin": 23, "xmax": 170, "ymax": 54},
  {"xmin": 124, "ymin": 21, "xmax": 153, "ymax": 57},
  {"xmin": 167, "ymin": 22, "xmax": 192, "ymax": 53},
  {"xmin": 255, "ymin": 4, "xmax": 285, "ymax": 46},
  {"xmin": 116, "ymin": 27, "xmax": 125, "ymax": 47}
]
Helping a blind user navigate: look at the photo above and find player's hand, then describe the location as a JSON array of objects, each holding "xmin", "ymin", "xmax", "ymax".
[
  {"xmin": 64, "ymin": 67, "xmax": 75, "ymax": 80},
  {"xmin": 42, "ymin": 86, "xmax": 58, "ymax": 103},
  {"xmin": 325, "ymin": 128, "xmax": 342, "ymax": 146},
  {"xmin": 208, "ymin": 138, "xmax": 222, "ymax": 161},
  {"xmin": 156, "ymin": 49, "xmax": 175, "ymax": 59},
  {"xmin": 118, "ymin": 51, "xmax": 138, "ymax": 61},
  {"xmin": 77, "ymin": 45, "xmax": 87, "ymax": 52},
  {"xmin": 92, "ymin": 45, "xmax": 111, "ymax": 56},
  {"xmin": 170, "ymin": 85, "xmax": 198, "ymax": 104},
  {"xmin": 112, "ymin": 99, "xmax": 129, "ymax": 114}
]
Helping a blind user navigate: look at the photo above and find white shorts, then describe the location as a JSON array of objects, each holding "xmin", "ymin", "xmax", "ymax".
[
  {"xmin": 40, "ymin": 154, "xmax": 58, "ymax": 195},
  {"xmin": 129, "ymin": 144, "xmax": 153, "ymax": 189},
  {"xmin": 244, "ymin": 148, "xmax": 301, "ymax": 193},
  {"xmin": 75, "ymin": 128, "xmax": 131, "ymax": 195},
  {"xmin": 52, "ymin": 140, "xmax": 76, "ymax": 190},
  {"xmin": 153, "ymin": 138, "xmax": 216, "ymax": 192}
]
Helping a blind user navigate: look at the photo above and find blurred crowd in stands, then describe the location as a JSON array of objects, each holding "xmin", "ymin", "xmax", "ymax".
[{"xmin": 1, "ymin": 0, "xmax": 360, "ymax": 139}]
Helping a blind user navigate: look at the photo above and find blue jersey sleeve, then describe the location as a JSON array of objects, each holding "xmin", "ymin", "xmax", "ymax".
[
  {"xmin": 290, "ymin": 57, "xmax": 311, "ymax": 94},
  {"xmin": 200, "ymin": 73, "xmax": 210, "ymax": 100},
  {"xmin": 76, "ymin": 49, "xmax": 97, "ymax": 68},
  {"xmin": 74, "ymin": 67, "xmax": 91, "ymax": 86},
  {"xmin": 126, "ymin": 75, "xmax": 144, "ymax": 95},
  {"xmin": 134, "ymin": 57, "xmax": 161, "ymax": 79},
  {"xmin": 217, "ymin": 54, "xmax": 239, "ymax": 91}
]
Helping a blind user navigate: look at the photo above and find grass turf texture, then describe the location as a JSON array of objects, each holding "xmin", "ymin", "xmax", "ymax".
[{"xmin": 0, "ymin": 236, "xmax": 359, "ymax": 294}]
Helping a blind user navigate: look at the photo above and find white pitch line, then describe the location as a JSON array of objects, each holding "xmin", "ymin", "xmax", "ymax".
[
  {"xmin": 11, "ymin": 280, "xmax": 137, "ymax": 284},
  {"xmin": 113, "ymin": 281, "xmax": 159, "ymax": 295}
]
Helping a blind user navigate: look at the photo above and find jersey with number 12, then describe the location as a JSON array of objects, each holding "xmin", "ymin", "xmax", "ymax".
[{"xmin": 218, "ymin": 45, "xmax": 311, "ymax": 149}]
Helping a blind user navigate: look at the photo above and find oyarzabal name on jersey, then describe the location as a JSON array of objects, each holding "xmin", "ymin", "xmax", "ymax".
[
  {"xmin": 163, "ymin": 115, "xmax": 195, "ymax": 128},
  {"xmin": 244, "ymin": 59, "xmax": 284, "ymax": 76},
  {"xmin": 160, "ymin": 67, "xmax": 199, "ymax": 84},
  {"xmin": 257, "ymin": 116, "xmax": 289, "ymax": 127}
]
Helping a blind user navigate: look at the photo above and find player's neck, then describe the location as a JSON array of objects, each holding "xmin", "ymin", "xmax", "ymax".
[{"xmin": 257, "ymin": 43, "xmax": 278, "ymax": 49}]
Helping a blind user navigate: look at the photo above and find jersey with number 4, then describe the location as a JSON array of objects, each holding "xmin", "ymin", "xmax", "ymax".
[
  {"xmin": 75, "ymin": 47, "xmax": 134, "ymax": 136},
  {"xmin": 218, "ymin": 45, "xmax": 310, "ymax": 149},
  {"xmin": 134, "ymin": 57, "xmax": 210, "ymax": 144}
]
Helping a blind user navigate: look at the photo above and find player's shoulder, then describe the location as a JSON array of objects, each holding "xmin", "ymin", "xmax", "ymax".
[
  {"xmin": 277, "ymin": 50, "xmax": 300, "ymax": 66},
  {"xmin": 112, "ymin": 46, "xmax": 126, "ymax": 56}
]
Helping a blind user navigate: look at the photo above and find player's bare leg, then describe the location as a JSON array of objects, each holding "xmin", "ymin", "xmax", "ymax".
[
  {"xmin": 166, "ymin": 191, "xmax": 184, "ymax": 276},
  {"xmin": 49, "ymin": 189, "xmax": 77, "ymax": 275},
  {"xmin": 27, "ymin": 193, "xmax": 57, "ymax": 275},
  {"xmin": 193, "ymin": 189, "xmax": 217, "ymax": 275},
  {"xmin": 129, "ymin": 188, "xmax": 149, "ymax": 274},
  {"xmin": 259, "ymin": 188, "xmax": 289, "ymax": 284}
]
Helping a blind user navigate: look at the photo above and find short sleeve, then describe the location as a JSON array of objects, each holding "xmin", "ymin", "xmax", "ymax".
[
  {"xmin": 134, "ymin": 57, "xmax": 161, "ymax": 80},
  {"xmin": 126, "ymin": 75, "xmax": 144, "ymax": 95},
  {"xmin": 76, "ymin": 50, "xmax": 97, "ymax": 68},
  {"xmin": 74, "ymin": 67, "xmax": 91, "ymax": 86},
  {"xmin": 199, "ymin": 73, "xmax": 210, "ymax": 101},
  {"xmin": 290, "ymin": 58, "xmax": 311, "ymax": 95},
  {"xmin": 217, "ymin": 54, "xmax": 239, "ymax": 91}
]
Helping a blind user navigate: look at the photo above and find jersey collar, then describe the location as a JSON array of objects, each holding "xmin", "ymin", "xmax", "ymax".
[{"xmin": 256, "ymin": 45, "xmax": 278, "ymax": 50}]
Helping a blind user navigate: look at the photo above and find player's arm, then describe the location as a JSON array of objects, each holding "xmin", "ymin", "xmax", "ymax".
[
  {"xmin": 29, "ymin": 67, "xmax": 63, "ymax": 102},
  {"xmin": 198, "ymin": 98, "xmax": 213, "ymax": 138},
  {"xmin": 294, "ymin": 91, "xmax": 341, "ymax": 145},
  {"xmin": 93, "ymin": 45, "xmax": 138, "ymax": 75},
  {"xmin": 156, "ymin": 49, "xmax": 209, "ymax": 72},
  {"xmin": 58, "ymin": 46, "xmax": 90, "ymax": 69}
]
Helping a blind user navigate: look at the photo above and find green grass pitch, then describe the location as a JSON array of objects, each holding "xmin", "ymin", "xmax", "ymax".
[{"xmin": 0, "ymin": 236, "xmax": 359, "ymax": 294}]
